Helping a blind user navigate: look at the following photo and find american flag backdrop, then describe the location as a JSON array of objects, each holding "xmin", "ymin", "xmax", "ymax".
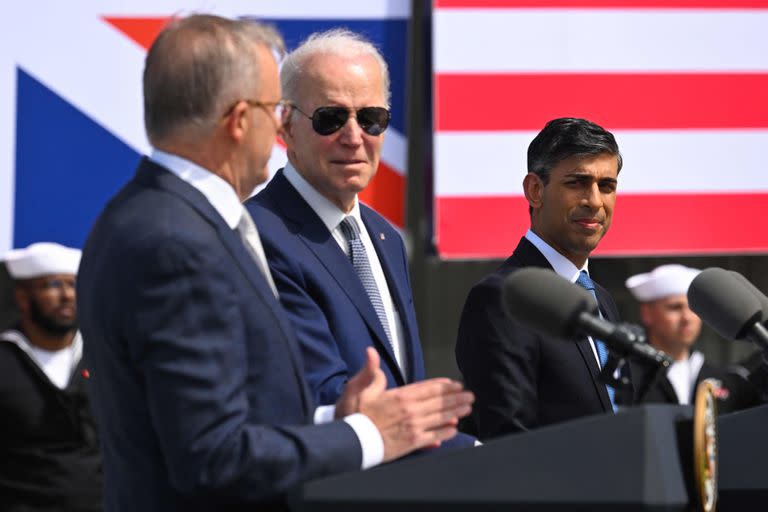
[
  {"xmin": 0, "ymin": 0, "xmax": 410, "ymax": 254},
  {"xmin": 433, "ymin": 0, "xmax": 768, "ymax": 259}
]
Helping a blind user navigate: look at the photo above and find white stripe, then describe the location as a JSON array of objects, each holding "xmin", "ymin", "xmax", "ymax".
[
  {"xmin": 382, "ymin": 128, "xmax": 406, "ymax": 176},
  {"xmin": 435, "ymin": 130, "xmax": 768, "ymax": 196},
  {"xmin": 434, "ymin": 10, "xmax": 768, "ymax": 72}
]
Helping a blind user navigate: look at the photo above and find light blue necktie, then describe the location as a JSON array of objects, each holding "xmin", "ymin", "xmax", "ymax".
[
  {"xmin": 339, "ymin": 217, "xmax": 393, "ymax": 349},
  {"xmin": 575, "ymin": 270, "xmax": 617, "ymax": 412}
]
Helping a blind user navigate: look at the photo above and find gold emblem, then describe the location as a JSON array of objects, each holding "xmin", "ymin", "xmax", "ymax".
[{"xmin": 693, "ymin": 378, "xmax": 719, "ymax": 512}]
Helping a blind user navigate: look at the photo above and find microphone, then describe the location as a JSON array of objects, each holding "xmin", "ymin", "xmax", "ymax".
[
  {"xmin": 687, "ymin": 268, "xmax": 768, "ymax": 350},
  {"xmin": 728, "ymin": 271, "xmax": 768, "ymax": 322},
  {"xmin": 502, "ymin": 267, "xmax": 673, "ymax": 367}
]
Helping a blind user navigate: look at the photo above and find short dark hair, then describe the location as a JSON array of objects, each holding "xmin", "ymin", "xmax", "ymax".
[{"xmin": 527, "ymin": 117, "xmax": 622, "ymax": 184}]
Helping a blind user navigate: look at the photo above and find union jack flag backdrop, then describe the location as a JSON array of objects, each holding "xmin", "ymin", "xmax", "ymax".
[
  {"xmin": 0, "ymin": 0, "xmax": 410, "ymax": 253},
  {"xmin": 433, "ymin": 0, "xmax": 768, "ymax": 259}
]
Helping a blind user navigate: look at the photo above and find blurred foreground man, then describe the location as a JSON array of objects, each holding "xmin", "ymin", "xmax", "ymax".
[
  {"xmin": 1, "ymin": 242, "xmax": 102, "ymax": 511},
  {"xmin": 77, "ymin": 15, "xmax": 472, "ymax": 511},
  {"xmin": 628, "ymin": 264, "xmax": 765, "ymax": 412},
  {"xmin": 456, "ymin": 117, "xmax": 634, "ymax": 440},
  {"xmin": 246, "ymin": 29, "xmax": 473, "ymax": 449}
]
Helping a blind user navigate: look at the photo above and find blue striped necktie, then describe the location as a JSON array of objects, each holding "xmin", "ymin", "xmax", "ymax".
[
  {"xmin": 339, "ymin": 217, "xmax": 394, "ymax": 349},
  {"xmin": 575, "ymin": 270, "xmax": 617, "ymax": 412}
]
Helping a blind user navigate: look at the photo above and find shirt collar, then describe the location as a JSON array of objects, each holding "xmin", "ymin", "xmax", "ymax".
[
  {"xmin": 283, "ymin": 161, "xmax": 362, "ymax": 232},
  {"xmin": 525, "ymin": 229, "xmax": 588, "ymax": 283},
  {"xmin": 150, "ymin": 149, "xmax": 243, "ymax": 229}
]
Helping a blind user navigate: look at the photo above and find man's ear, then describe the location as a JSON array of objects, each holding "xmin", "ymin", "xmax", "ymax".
[
  {"xmin": 224, "ymin": 101, "xmax": 249, "ymax": 143},
  {"xmin": 523, "ymin": 172, "xmax": 544, "ymax": 210},
  {"xmin": 639, "ymin": 303, "xmax": 654, "ymax": 327},
  {"xmin": 14, "ymin": 286, "xmax": 29, "ymax": 315}
]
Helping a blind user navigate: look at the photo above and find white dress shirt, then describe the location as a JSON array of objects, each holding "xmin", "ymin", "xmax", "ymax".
[
  {"xmin": 525, "ymin": 229, "xmax": 603, "ymax": 368},
  {"xmin": 150, "ymin": 150, "xmax": 384, "ymax": 469},
  {"xmin": 283, "ymin": 162, "xmax": 408, "ymax": 378},
  {"xmin": 666, "ymin": 351, "xmax": 705, "ymax": 405}
]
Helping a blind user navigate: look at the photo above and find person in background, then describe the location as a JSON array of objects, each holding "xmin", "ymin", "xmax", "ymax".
[
  {"xmin": 0, "ymin": 242, "xmax": 102, "ymax": 511},
  {"xmin": 628, "ymin": 264, "xmax": 766, "ymax": 412}
]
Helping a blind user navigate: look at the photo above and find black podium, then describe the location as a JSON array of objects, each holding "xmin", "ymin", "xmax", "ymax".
[
  {"xmin": 718, "ymin": 404, "xmax": 768, "ymax": 511},
  {"xmin": 291, "ymin": 405, "xmax": 696, "ymax": 511}
]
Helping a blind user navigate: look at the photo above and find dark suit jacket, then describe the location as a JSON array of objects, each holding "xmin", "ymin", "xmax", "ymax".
[
  {"xmin": 246, "ymin": 170, "xmax": 424, "ymax": 404},
  {"xmin": 634, "ymin": 355, "xmax": 766, "ymax": 414},
  {"xmin": 77, "ymin": 158, "xmax": 361, "ymax": 511},
  {"xmin": 456, "ymin": 236, "xmax": 632, "ymax": 440},
  {"xmin": 247, "ymin": 170, "xmax": 474, "ymax": 450}
]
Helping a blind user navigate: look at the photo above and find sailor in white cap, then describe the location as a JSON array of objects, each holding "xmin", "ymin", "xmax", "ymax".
[
  {"xmin": 0, "ymin": 242, "xmax": 102, "ymax": 510},
  {"xmin": 627, "ymin": 264, "xmax": 764, "ymax": 411}
]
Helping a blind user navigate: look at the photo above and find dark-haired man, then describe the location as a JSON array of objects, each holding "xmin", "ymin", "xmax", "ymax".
[
  {"xmin": 1, "ymin": 242, "xmax": 102, "ymax": 511},
  {"xmin": 456, "ymin": 117, "xmax": 629, "ymax": 439}
]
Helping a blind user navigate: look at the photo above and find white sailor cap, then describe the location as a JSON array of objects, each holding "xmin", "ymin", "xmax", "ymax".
[
  {"xmin": 4, "ymin": 242, "xmax": 82, "ymax": 279},
  {"xmin": 625, "ymin": 264, "xmax": 701, "ymax": 302}
]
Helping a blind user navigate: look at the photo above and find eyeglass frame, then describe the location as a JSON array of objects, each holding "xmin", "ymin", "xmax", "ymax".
[
  {"xmin": 288, "ymin": 103, "xmax": 392, "ymax": 136},
  {"xmin": 222, "ymin": 99, "xmax": 293, "ymax": 128}
]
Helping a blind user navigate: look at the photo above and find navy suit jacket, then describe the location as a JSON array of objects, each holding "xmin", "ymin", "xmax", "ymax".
[
  {"xmin": 77, "ymin": 159, "xmax": 361, "ymax": 511},
  {"xmin": 246, "ymin": 170, "xmax": 424, "ymax": 405},
  {"xmin": 247, "ymin": 171, "xmax": 474, "ymax": 451},
  {"xmin": 456, "ymin": 236, "xmax": 635, "ymax": 440}
]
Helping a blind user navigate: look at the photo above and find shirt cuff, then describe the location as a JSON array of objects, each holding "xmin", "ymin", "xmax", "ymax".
[
  {"xmin": 343, "ymin": 413, "xmax": 384, "ymax": 469},
  {"xmin": 313, "ymin": 405, "xmax": 336, "ymax": 424}
]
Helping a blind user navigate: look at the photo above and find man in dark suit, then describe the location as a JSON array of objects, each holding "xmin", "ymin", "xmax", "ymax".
[
  {"xmin": 456, "ymin": 117, "xmax": 626, "ymax": 440},
  {"xmin": 246, "ymin": 29, "xmax": 473, "ymax": 448},
  {"xmin": 77, "ymin": 16, "xmax": 473, "ymax": 511},
  {"xmin": 627, "ymin": 264, "xmax": 766, "ymax": 413}
]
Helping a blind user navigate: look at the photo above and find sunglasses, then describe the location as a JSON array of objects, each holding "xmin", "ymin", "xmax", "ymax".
[{"xmin": 291, "ymin": 105, "xmax": 391, "ymax": 136}]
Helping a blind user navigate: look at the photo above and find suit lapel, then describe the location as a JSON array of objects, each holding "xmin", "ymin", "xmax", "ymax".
[
  {"xmin": 266, "ymin": 172, "xmax": 401, "ymax": 372},
  {"xmin": 136, "ymin": 160, "xmax": 312, "ymax": 415},
  {"xmin": 514, "ymin": 237, "xmax": 613, "ymax": 412},
  {"xmin": 361, "ymin": 208, "xmax": 414, "ymax": 382}
]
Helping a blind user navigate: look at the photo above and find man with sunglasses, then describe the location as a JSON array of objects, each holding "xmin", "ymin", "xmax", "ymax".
[
  {"xmin": 1, "ymin": 242, "xmax": 102, "ymax": 511},
  {"xmin": 247, "ymin": 30, "xmax": 474, "ymax": 451},
  {"xmin": 77, "ymin": 16, "xmax": 472, "ymax": 511}
]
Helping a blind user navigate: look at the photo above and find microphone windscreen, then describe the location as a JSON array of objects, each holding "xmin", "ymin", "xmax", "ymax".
[
  {"xmin": 502, "ymin": 267, "xmax": 597, "ymax": 339},
  {"xmin": 729, "ymin": 271, "xmax": 768, "ymax": 323},
  {"xmin": 688, "ymin": 267, "xmax": 763, "ymax": 340}
]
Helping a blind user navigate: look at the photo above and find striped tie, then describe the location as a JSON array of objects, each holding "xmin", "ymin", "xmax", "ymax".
[
  {"xmin": 339, "ymin": 217, "xmax": 393, "ymax": 348},
  {"xmin": 575, "ymin": 270, "xmax": 617, "ymax": 412}
]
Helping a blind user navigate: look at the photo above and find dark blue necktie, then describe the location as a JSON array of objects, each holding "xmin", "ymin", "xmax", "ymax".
[
  {"xmin": 339, "ymin": 217, "xmax": 393, "ymax": 349},
  {"xmin": 575, "ymin": 270, "xmax": 617, "ymax": 412}
]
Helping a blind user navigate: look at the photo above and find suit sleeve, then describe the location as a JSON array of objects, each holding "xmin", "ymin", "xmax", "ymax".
[
  {"xmin": 123, "ymin": 236, "xmax": 360, "ymax": 502},
  {"xmin": 261, "ymin": 241, "xmax": 353, "ymax": 406},
  {"xmin": 455, "ymin": 275, "xmax": 540, "ymax": 439}
]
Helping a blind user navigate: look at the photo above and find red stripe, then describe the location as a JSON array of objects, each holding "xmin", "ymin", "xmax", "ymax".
[
  {"xmin": 436, "ymin": 73, "xmax": 768, "ymax": 131},
  {"xmin": 102, "ymin": 16, "xmax": 172, "ymax": 50},
  {"xmin": 435, "ymin": 0, "xmax": 768, "ymax": 8},
  {"xmin": 436, "ymin": 193, "xmax": 768, "ymax": 258},
  {"xmin": 359, "ymin": 162, "xmax": 405, "ymax": 227}
]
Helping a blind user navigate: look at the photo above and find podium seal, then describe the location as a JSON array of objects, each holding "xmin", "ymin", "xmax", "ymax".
[{"xmin": 693, "ymin": 378, "xmax": 719, "ymax": 512}]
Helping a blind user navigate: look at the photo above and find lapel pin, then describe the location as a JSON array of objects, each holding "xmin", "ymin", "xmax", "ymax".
[
  {"xmin": 81, "ymin": 369, "xmax": 91, "ymax": 379},
  {"xmin": 379, "ymin": 233, "xmax": 386, "ymax": 240}
]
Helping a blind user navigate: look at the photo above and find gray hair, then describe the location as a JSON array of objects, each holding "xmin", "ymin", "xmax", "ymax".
[
  {"xmin": 143, "ymin": 15, "xmax": 285, "ymax": 145},
  {"xmin": 281, "ymin": 28, "xmax": 391, "ymax": 108}
]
